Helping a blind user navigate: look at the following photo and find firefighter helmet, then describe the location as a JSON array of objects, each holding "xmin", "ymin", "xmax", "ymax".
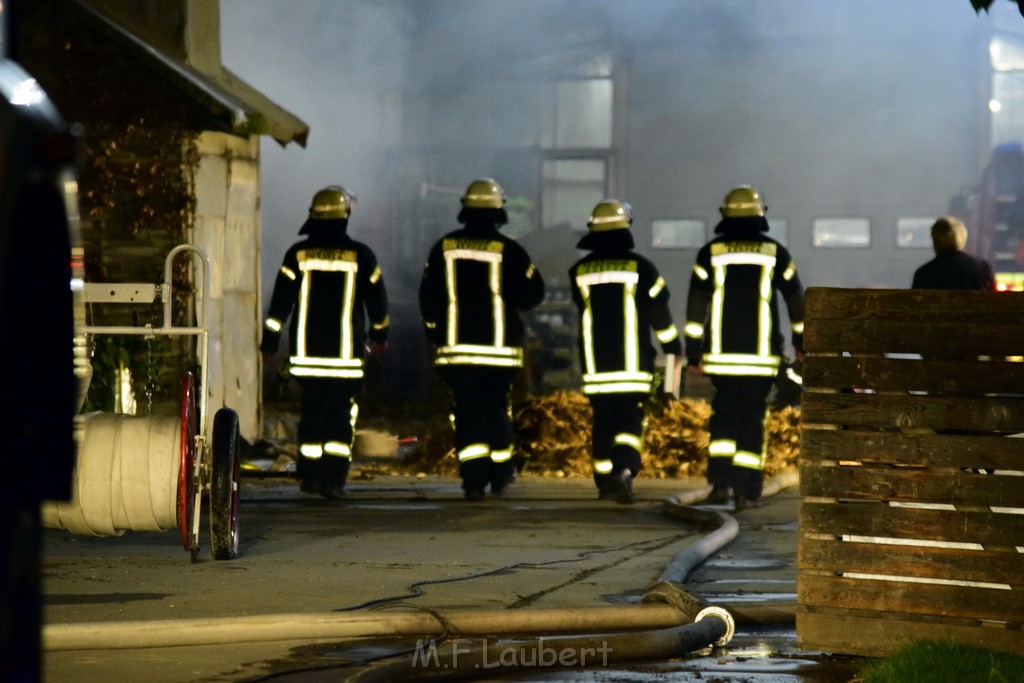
[
  {"xmin": 460, "ymin": 178, "xmax": 506, "ymax": 209},
  {"xmin": 587, "ymin": 199, "xmax": 633, "ymax": 232},
  {"xmin": 308, "ymin": 185, "xmax": 352, "ymax": 220},
  {"xmin": 720, "ymin": 185, "xmax": 766, "ymax": 218}
]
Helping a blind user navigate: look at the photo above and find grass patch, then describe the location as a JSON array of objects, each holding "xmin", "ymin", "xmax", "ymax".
[{"xmin": 859, "ymin": 641, "xmax": 1024, "ymax": 683}]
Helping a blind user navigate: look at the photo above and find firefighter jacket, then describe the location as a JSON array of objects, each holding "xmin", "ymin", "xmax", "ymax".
[
  {"xmin": 684, "ymin": 224, "xmax": 804, "ymax": 377},
  {"xmin": 261, "ymin": 224, "xmax": 389, "ymax": 380},
  {"xmin": 419, "ymin": 222, "xmax": 545, "ymax": 368},
  {"xmin": 569, "ymin": 244, "xmax": 683, "ymax": 395}
]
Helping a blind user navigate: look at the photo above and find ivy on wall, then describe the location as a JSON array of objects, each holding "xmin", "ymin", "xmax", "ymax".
[{"xmin": 21, "ymin": 1, "xmax": 209, "ymax": 413}]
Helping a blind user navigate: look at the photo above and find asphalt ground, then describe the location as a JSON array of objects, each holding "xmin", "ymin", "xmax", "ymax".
[{"xmin": 40, "ymin": 472, "xmax": 863, "ymax": 682}]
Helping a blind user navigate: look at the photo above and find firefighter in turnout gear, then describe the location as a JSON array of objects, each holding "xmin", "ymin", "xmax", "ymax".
[
  {"xmin": 261, "ymin": 186, "xmax": 389, "ymax": 499},
  {"xmin": 569, "ymin": 199, "xmax": 683, "ymax": 504},
  {"xmin": 685, "ymin": 186, "xmax": 805, "ymax": 511},
  {"xmin": 419, "ymin": 178, "xmax": 545, "ymax": 501}
]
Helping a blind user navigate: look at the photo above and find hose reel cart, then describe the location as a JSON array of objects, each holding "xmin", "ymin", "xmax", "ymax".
[{"xmin": 43, "ymin": 244, "xmax": 241, "ymax": 562}]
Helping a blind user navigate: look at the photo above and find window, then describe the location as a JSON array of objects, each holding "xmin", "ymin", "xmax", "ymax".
[
  {"xmin": 896, "ymin": 217, "xmax": 934, "ymax": 248},
  {"xmin": 813, "ymin": 218, "xmax": 870, "ymax": 248},
  {"xmin": 539, "ymin": 69, "xmax": 614, "ymax": 232},
  {"xmin": 990, "ymin": 35, "xmax": 1024, "ymax": 147},
  {"xmin": 541, "ymin": 159, "xmax": 606, "ymax": 230},
  {"xmin": 541, "ymin": 79, "xmax": 613, "ymax": 150},
  {"xmin": 651, "ymin": 219, "xmax": 706, "ymax": 249}
]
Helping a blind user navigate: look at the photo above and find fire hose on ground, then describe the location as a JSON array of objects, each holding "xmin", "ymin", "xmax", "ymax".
[
  {"xmin": 660, "ymin": 469, "xmax": 800, "ymax": 626},
  {"xmin": 44, "ymin": 472, "xmax": 800, "ymax": 679},
  {"xmin": 343, "ymin": 471, "xmax": 798, "ymax": 681},
  {"xmin": 344, "ymin": 604, "xmax": 735, "ymax": 683}
]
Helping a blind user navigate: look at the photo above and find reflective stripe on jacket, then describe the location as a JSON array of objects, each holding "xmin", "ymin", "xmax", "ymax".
[
  {"xmin": 262, "ymin": 235, "xmax": 389, "ymax": 380},
  {"xmin": 420, "ymin": 225, "xmax": 544, "ymax": 368},
  {"xmin": 685, "ymin": 235, "xmax": 803, "ymax": 377},
  {"xmin": 569, "ymin": 251, "xmax": 682, "ymax": 395}
]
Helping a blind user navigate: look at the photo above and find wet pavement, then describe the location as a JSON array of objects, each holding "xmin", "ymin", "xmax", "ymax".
[{"xmin": 41, "ymin": 473, "xmax": 865, "ymax": 682}]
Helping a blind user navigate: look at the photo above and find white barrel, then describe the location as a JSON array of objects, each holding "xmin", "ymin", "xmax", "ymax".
[{"xmin": 42, "ymin": 412, "xmax": 181, "ymax": 536}]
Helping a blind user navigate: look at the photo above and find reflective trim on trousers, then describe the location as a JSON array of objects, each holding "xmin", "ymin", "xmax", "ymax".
[
  {"xmin": 300, "ymin": 444, "xmax": 323, "ymax": 459},
  {"xmin": 708, "ymin": 439, "xmax": 736, "ymax": 459},
  {"xmin": 593, "ymin": 459, "xmax": 614, "ymax": 474},
  {"xmin": 458, "ymin": 443, "xmax": 491, "ymax": 462},
  {"xmin": 324, "ymin": 442, "xmax": 352, "ymax": 458},
  {"xmin": 491, "ymin": 448, "xmax": 512, "ymax": 463},
  {"xmin": 733, "ymin": 451, "xmax": 765, "ymax": 470}
]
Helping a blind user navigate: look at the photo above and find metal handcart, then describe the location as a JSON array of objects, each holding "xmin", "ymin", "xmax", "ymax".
[{"xmin": 43, "ymin": 244, "xmax": 240, "ymax": 562}]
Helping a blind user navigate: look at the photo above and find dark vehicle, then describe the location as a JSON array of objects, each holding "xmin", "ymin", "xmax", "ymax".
[{"xmin": 0, "ymin": 52, "xmax": 85, "ymax": 682}]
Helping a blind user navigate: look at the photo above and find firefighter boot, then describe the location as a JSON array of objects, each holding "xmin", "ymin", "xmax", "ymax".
[
  {"xmin": 612, "ymin": 469, "xmax": 635, "ymax": 505},
  {"xmin": 299, "ymin": 456, "xmax": 322, "ymax": 496},
  {"xmin": 706, "ymin": 484, "xmax": 732, "ymax": 505},
  {"xmin": 320, "ymin": 456, "xmax": 349, "ymax": 500},
  {"xmin": 490, "ymin": 461, "xmax": 517, "ymax": 497}
]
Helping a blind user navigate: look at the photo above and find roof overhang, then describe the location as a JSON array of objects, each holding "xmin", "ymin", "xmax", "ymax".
[{"xmin": 70, "ymin": 0, "xmax": 308, "ymax": 147}]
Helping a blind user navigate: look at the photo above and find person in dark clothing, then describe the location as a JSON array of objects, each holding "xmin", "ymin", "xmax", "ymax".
[
  {"xmin": 912, "ymin": 216, "xmax": 995, "ymax": 290},
  {"xmin": 419, "ymin": 178, "xmax": 545, "ymax": 500},
  {"xmin": 261, "ymin": 186, "xmax": 389, "ymax": 499},
  {"xmin": 569, "ymin": 199, "xmax": 683, "ymax": 504},
  {"xmin": 684, "ymin": 186, "xmax": 805, "ymax": 512}
]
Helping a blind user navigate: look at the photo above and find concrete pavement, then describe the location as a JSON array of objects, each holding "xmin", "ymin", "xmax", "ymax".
[{"xmin": 40, "ymin": 472, "xmax": 825, "ymax": 682}]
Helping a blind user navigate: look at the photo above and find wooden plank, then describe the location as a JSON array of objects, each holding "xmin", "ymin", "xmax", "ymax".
[
  {"xmin": 801, "ymin": 392, "xmax": 1024, "ymax": 432},
  {"xmin": 803, "ymin": 355, "xmax": 1024, "ymax": 395},
  {"xmin": 799, "ymin": 499, "xmax": 1024, "ymax": 547},
  {"xmin": 798, "ymin": 537, "xmax": 1024, "ymax": 586},
  {"xmin": 797, "ymin": 573, "xmax": 1024, "ymax": 623},
  {"xmin": 797, "ymin": 608, "xmax": 1024, "ymax": 657},
  {"xmin": 805, "ymin": 287, "xmax": 1024, "ymax": 324},
  {"xmin": 798, "ymin": 287, "xmax": 1024, "ymax": 654},
  {"xmin": 799, "ymin": 463, "xmax": 1024, "ymax": 508},
  {"xmin": 805, "ymin": 319, "xmax": 1024, "ymax": 357},
  {"xmin": 800, "ymin": 429, "xmax": 1024, "ymax": 470}
]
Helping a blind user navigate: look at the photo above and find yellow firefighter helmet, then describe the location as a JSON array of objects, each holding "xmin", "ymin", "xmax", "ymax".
[
  {"xmin": 308, "ymin": 185, "xmax": 352, "ymax": 220},
  {"xmin": 460, "ymin": 178, "xmax": 506, "ymax": 209},
  {"xmin": 587, "ymin": 199, "xmax": 633, "ymax": 232},
  {"xmin": 720, "ymin": 185, "xmax": 766, "ymax": 218}
]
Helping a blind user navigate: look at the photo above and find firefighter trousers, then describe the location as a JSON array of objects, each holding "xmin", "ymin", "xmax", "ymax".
[
  {"xmin": 437, "ymin": 365, "xmax": 518, "ymax": 494},
  {"xmin": 587, "ymin": 392, "xmax": 646, "ymax": 493},
  {"xmin": 707, "ymin": 374, "xmax": 775, "ymax": 501},
  {"xmin": 296, "ymin": 376, "xmax": 361, "ymax": 488}
]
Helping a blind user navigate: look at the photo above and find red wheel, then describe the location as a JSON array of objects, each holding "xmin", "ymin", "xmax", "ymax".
[
  {"xmin": 177, "ymin": 372, "xmax": 197, "ymax": 553},
  {"xmin": 210, "ymin": 407, "xmax": 241, "ymax": 560}
]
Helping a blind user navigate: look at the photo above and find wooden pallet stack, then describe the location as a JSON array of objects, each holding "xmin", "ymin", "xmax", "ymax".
[{"xmin": 797, "ymin": 287, "xmax": 1024, "ymax": 656}]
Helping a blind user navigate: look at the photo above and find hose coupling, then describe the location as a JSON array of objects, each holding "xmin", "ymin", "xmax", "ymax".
[{"xmin": 695, "ymin": 605, "xmax": 735, "ymax": 646}]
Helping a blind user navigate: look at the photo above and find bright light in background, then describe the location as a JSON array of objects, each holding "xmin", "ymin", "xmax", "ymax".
[
  {"xmin": 11, "ymin": 77, "xmax": 45, "ymax": 106},
  {"xmin": 990, "ymin": 98, "xmax": 1003, "ymax": 112}
]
